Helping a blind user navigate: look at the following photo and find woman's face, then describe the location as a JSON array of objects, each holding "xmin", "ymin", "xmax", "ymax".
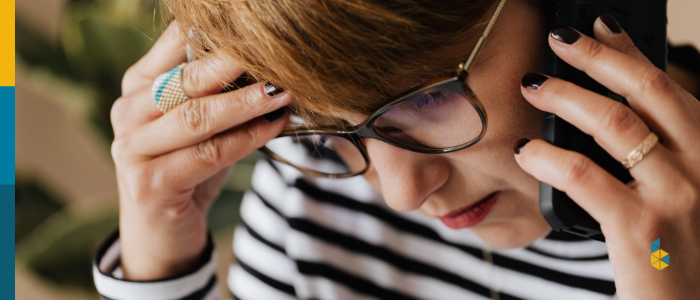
[{"xmin": 358, "ymin": 0, "xmax": 552, "ymax": 249}]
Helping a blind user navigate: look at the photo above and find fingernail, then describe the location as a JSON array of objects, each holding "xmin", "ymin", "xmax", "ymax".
[
  {"xmin": 264, "ymin": 82, "xmax": 284, "ymax": 96},
  {"xmin": 551, "ymin": 25, "xmax": 581, "ymax": 44},
  {"xmin": 263, "ymin": 107, "xmax": 286, "ymax": 123},
  {"xmin": 513, "ymin": 138, "xmax": 531, "ymax": 155},
  {"xmin": 599, "ymin": 13, "xmax": 622, "ymax": 34},
  {"xmin": 521, "ymin": 73, "xmax": 549, "ymax": 90}
]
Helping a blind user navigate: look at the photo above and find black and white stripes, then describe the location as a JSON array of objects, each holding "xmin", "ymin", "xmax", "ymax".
[
  {"xmin": 231, "ymin": 160, "xmax": 616, "ymax": 299},
  {"xmin": 93, "ymin": 231, "xmax": 219, "ymax": 300},
  {"xmin": 94, "ymin": 158, "xmax": 616, "ymax": 300}
]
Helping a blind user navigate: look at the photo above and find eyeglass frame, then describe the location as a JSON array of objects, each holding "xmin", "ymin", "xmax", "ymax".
[{"xmin": 260, "ymin": 0, "xmax": 508, "ymax": 178}]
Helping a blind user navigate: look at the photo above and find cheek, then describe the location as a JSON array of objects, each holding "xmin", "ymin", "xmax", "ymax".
[
  {"xmin": 464, "ymin": 52, "xmax": 545, "ymax": 172},
  {"xmin": 470, "ymin": 69, "xmax": 544, "ymax": 143},
  {"xmin": 466, "ymin": 13, "xmax": 546, "ymax": 143}
]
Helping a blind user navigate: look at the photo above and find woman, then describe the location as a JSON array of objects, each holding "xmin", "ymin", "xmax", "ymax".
[{"xmin": 93, "ymin": 0, "xmax": 700, "ymax": 299}]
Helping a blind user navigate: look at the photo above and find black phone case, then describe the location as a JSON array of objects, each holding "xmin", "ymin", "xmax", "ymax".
[{"xmin": 541, "ymin": 0, "xmax": 667, "ymax": 242}]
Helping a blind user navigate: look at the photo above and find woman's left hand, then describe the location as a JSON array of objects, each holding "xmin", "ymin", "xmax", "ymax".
[{"xmin": 515, "ymin": 14, "xmax": 700, "ymax": 300}]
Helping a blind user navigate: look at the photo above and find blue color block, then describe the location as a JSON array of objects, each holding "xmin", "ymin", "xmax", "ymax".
[
  {"xmin": 651, "ymin": 245, "xmax": 659, "ymax": 253},
  {"xmin": 661, "ymin": 255, "xmax": 670, "ymax": 264},
  {"xmin": 0, "ymin": 87, "xmax": 14, "ymax": 184},
  {"xmin": 652, "ymin": 238, "xmax": 660, "ymax": 247},
  {"xmin": 154, "ymin": 66, "xmax": 181, "ymax": 104}
]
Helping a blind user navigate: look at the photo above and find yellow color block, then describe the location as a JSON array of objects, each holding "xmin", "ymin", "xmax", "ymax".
[
  {"xmin": 652, "ymin": 260, "xmax": 669, "ymax": 270},
  {"xmin": 652, "ymin": 253, "xmax": 669, "ymax": 270},
  {"xmin": 0, "ymin": 0, "xmax": 14, "ymax": 86},
  {"xmin": 659, "ymin": 249, "xmax": 668, "ymax": 258},
  {"xmin": 652, "ymin": 249, "xmax": 661, "ymax": 259}
]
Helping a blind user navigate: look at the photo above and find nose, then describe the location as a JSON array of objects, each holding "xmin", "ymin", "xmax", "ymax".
[{"xmin": 364, "ymin": 139, "xmax": 450, "ymax": 212}]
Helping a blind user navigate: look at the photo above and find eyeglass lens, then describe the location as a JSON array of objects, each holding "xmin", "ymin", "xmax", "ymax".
[
  {"xmin": 264, "ymin": 89, "xmax": 482, "ymax": 176},
  {"xmin": 264, "ymin": 135, "xmax": 367, "ymax": 176},
  {"xmin": 372, "ymin": 90, "xmax": 483, "ymax": 149}
]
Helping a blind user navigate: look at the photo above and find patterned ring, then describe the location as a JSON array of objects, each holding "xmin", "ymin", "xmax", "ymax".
[
  {"xmin": 152, "ymin": 63, "xmax": 189, "ymax": 113},
  {"xmin": 621, "ymin": 132, "xmax": 659, "ymax": 169}
]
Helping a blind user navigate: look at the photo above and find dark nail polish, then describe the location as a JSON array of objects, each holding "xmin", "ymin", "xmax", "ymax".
[
  {"xmin": 521, "ymin": 73, "xmax": 549, "ymax": 90},
  {"xmin": 551, "ymin": 25, "xmax": 581, "ymax": 44},
  {"xmin": 264, "ymin": 82, "xmax": 284, "ymax": 96},
  {"xmin": 513, "ymin": 138, "xmax": 531, "ymax": 154},
  {"xmin": 599, "ymin": 13, "xmax": 622, "ymax": 34},
  {"xmin": 263, "ymin": 107, "xmax": 286, "ymax": 123}
]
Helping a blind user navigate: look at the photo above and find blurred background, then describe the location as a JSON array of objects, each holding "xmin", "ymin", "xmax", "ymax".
[{"xmin": 14, "ymin": 0, "xmax": 700, "ymax": 299}]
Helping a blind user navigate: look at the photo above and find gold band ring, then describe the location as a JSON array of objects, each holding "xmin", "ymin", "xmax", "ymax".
[{"xmin": 621, "ymin": 132, "xmax": 659, "ymax": 169}]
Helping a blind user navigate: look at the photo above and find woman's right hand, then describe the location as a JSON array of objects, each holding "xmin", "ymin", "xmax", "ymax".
[{"xmin": 110, "ymin": 21, "xmax": 291, "ymax": 280}]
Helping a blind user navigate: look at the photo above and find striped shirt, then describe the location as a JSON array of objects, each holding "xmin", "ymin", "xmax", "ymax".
[{"xmin": 94, "ymin": 159, "xmax": 617, "ymax": 300}]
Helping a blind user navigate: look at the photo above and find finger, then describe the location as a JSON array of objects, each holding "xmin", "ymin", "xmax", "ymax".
[
  {"xmin": 150, "ymin": 115, "xmax": 288, "ymax": 189},
  {"xmin": 521, "ymin": 74, "xmax": 675, "ymax": 181},
  {"xmin": 515, "ymin": 139, "xmax": 639, "ymax": 226},
  {"xmin": 130, "ymin": 82, "xmax": 291, "ymax": 156},
  {"xmin": 181, "ymin": 55, "xmax": 246, "ymax": 98},
  {"xmin": 111, "ymin": 86, "xmax": 164, "ymax": 138},
  {"xmin": 592, "ymin": 13, "xmax": 650, "ymax": 63},
  {"xmin": 116, "ymin": 55, "xmax": 246, "ymax": 138},
  {"xmin": 593, "ymin": 15, "xmax": 700, "ymax": 141},
  {"xmin": 123, "ymin": 21, "xmax": 187, "ymax": 93},
  {"xmin": 548, "ymin": 25, "xmax": 700, "ymax": 151},
  {"xmin": 521, "ymin": 74, "xmax": 653, "ymax": 162},
  {"xmin": 191, "ymin": 166, "xmax": 231, "ymax": 210},
  {"xmin": 116, "ymin": 57, "xmax": 247, "ymax": 139}
]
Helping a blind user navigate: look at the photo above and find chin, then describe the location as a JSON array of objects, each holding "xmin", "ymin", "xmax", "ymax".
[{"xmin": 471, "ymin": 218, "xmax": 552, "ymax": 249}]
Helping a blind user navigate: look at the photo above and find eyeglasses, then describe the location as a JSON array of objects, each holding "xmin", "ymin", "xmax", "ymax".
[{"xmin": 261, "ymin": 0, "xmax": 508, "ymax": 178}]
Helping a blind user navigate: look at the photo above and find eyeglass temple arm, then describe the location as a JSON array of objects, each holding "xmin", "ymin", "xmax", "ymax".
[{"xmin": 459, "ymin": 0, "xmax": 508, "ymax": 77}]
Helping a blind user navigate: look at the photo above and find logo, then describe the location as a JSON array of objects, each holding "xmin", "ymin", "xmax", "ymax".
[{"xmin": 651, "ymin": 238, "xmax": 669, "ymax": 270}]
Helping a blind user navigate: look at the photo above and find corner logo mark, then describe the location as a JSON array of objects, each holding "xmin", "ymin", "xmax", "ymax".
[{"xmin": 651, "ymin": 238, "xmax": 669, "ymax": 270}]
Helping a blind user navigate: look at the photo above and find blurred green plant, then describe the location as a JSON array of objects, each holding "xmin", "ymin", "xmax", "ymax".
[
  {"xmin": 16, "ymin": 0, "xmax": 164, "ymax": 293},
  {"xmin": 17, "ymin": 0, "xmax": 166, "ymax": 141},
  {"xmin": 17, "ymin": 0, "xmax": 265, "ymax": 295},
  {"xmin": 15, "ymin": 177, "xmax": 64, "ymax": 244},
  {"xmin": 16, "ymin": 201, "xmax": 119, "ymax": 293}
]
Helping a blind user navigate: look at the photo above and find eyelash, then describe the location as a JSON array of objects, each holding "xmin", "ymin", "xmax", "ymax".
[{"xmin": 413, "ymin": 91, "xmax": 448, "ymax": 109}]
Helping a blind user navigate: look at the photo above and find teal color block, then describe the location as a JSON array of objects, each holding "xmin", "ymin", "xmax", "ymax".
[
  {"xmin": 0, "ymin": 87, "xmax": 14, "ymax": 184},
  {"xmin": 661, "ymin": 255, "xmax": 669, "ymax": 264},
  {"xmin": 652, "ymin": 238, "xmax": 660, "ymax": 247},
  {"xmin": 651, "ymin": 245, "xmax": 659, "ymax": 253},
  {"xmin": 0, "ymin": 185, "xmax": 15, "ymax": 297},
  {"xmin": 154, "ymin": 66, "xmax": 181, "ymax": 104}
]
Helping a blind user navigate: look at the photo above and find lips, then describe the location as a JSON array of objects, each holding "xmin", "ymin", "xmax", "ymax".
[{"xmin": 439, "ymin": 192, "xmax": 500, "ymax": 229}]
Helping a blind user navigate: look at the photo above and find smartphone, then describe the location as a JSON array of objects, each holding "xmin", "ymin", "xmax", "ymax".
[{"xmin": 540, "ymin": 0, "xmax": 667, "ymax": 242}]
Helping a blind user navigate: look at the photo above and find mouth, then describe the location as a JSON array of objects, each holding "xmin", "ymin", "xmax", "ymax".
[{"xmin": 439, "ymin": 191, "xmax": 500, "ymax": 229}]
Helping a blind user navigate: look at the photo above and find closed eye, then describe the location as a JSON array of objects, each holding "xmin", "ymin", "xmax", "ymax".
[{"xmin": 412, "ymin": 91, "xmax": 448, "ymax": 109}]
